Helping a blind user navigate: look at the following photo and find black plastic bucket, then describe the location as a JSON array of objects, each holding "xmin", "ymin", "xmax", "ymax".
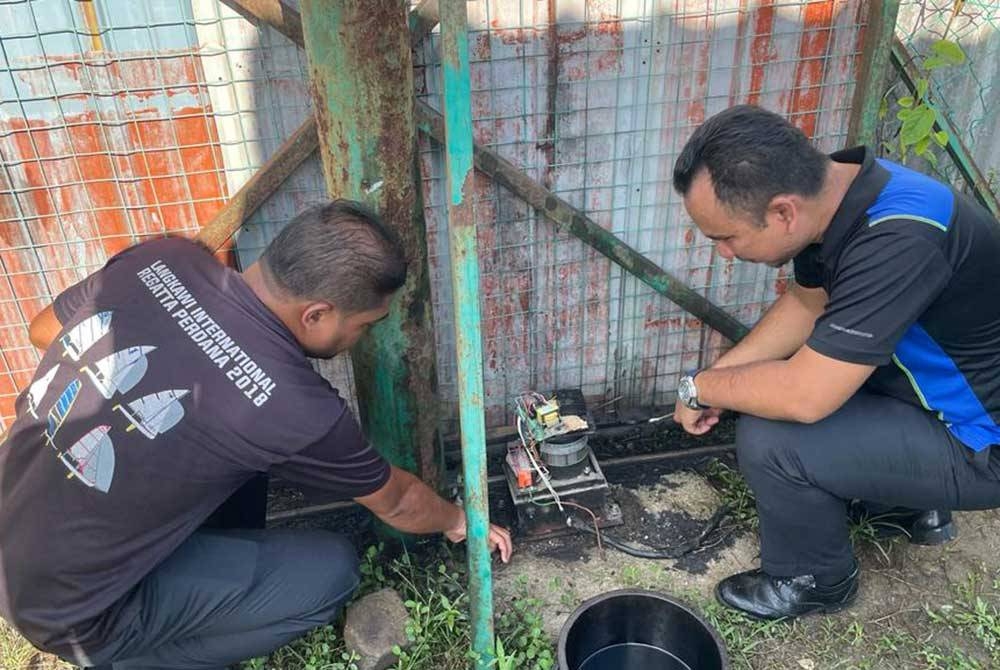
[{"xmin": 558, "ymin": 589, "xmax": 728, "ymax": 670}]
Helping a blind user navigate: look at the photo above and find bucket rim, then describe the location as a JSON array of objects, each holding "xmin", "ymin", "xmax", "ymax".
[{"xmin": 556, "ymin": 588, "xmax": 729, "ymax": 670}]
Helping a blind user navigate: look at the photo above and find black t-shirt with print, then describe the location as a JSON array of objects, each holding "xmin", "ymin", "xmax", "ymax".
[{"xmin": 0, "ymin": 238, "xmax": 389, "ymax": 657}]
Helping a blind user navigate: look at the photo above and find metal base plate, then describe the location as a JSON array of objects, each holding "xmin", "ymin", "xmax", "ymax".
[{"xmin": 504, "ymin": 449, "xmax": 623, "ymax": 538}]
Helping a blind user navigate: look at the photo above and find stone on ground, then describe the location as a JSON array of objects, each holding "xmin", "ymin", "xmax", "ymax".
[{"xmin": 343, "ymin": 588, "xmax": 410, "ymax": 670}]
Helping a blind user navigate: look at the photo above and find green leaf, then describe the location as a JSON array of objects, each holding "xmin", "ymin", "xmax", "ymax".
[
  {"xmin": 900, "ymin": 106, "xmax": 936, "ymax": 146},
  {"xmin": 933, "ymin": 130, "xmax": 949, "ymax": 147},
  {"xmin": 930, "ymin": 39, "xmax": 966, "ymax": 65},
  {"xmin": 923, "ymin": 55, "xmax": 949, "ymax": 70},
  {"xmin": 915, "ymin": 136, "xmax": 931, "ymax": 156},
  {"xmin": 916, "ymin": 78, "xmax": 929, "ymax": 100},
  {"xmin": 897, "ymin": 96, "xmax": 914, "ymax": 108},
  {"xmin": 897, "ymin": 109, "xmax": 914, "ymax": 122}
]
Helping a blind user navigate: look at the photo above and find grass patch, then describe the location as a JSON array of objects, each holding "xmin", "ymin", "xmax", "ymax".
[
  {"xmin": 245, "ymin": 544, "xmax": 555, "ymax": 670},
  {"xmin": 0, "ymin": 620, "xmax": 68, "ymax": 670},
  {"xmin": 704, "ymin": 458, "xmax": 758, "ymax": 531}
]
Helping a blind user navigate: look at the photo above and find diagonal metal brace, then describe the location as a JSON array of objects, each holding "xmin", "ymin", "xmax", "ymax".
[{"xmin": 415, "ymin": 102, "xmax": 749, "ymax": 342}]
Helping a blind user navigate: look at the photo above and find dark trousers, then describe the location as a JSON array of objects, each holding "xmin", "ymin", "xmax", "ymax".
[
  {"xmin": 81, "ymin": 528, "xmax": 359, "ymax": 670},
  {"xmin": 737, "ymin": 390, "xmax": 1000, "ymax": 578}
]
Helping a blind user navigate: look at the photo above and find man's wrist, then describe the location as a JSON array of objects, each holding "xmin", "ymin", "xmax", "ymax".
[{"xmin": 678, "ymin": 369, "xmax": 709, "ymax": 410}]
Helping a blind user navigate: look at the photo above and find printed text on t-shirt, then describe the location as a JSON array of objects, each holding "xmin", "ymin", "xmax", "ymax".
[{"xmin": 136, "ymin": 260, "xmax": 275, "ymax": 407}]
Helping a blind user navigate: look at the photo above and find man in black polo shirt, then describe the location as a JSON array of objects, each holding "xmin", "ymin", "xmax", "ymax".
[
  {"xmin": 670, "ymin": 105, "xmax": 1000, "ymax": 620},
  {"xmin": 0, "ymin": 201, "xmax": 512, "ymax": 669}
]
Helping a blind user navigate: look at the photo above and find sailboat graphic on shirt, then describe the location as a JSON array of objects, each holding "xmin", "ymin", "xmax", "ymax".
[
  {"xmin": 60, "ymin": 311, "xmax": 112, "ymax": 361},
  {"xmin": 26, "ymin": 365, "xmax": 60, "ymax": 419},
  {"xmin": 113, "ymin": 390, "xmax": 189, "ymax": 439},
  {"xmin": 45, "ymin": 379, "xmax": 82, "ymax": 444},
  {"xmin": 81, "ymin": 346, "xmax": 156, "ymax": 399},
  {"xmin": 58, "ymin": 424, "xmax": 115, "ymax": 493}
]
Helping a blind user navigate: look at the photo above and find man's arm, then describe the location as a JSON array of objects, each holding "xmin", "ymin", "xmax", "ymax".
[
  {"xmin": 673, "ymin": 281, "xmax": 827, "ymax": 433},
  {"xmin": 355, "ymin": 466, "xmax": 513, "ymax": 562},
  {"xmin": 694, "ymin": 345, "xmax": 874, "ymax": 424},
  {"xmin": 28, "ymin": 304, "xmax": 61, "ymax": 351},
  {"xmin": 712, "ymin": 281, "xmax": 827, "ymax": 369}
]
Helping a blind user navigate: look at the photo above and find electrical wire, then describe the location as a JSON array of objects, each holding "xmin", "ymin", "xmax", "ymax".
[
  {"xmin": 569, "ymin": 504, "xmax": 731, "ymax": 560},
  {"xmin": 517, "ymin": 415, "xmax": 564, "ymax": 511},
  {"xmin": 531, "ymin": 499, "xmax": 605, "ymax": 557}
]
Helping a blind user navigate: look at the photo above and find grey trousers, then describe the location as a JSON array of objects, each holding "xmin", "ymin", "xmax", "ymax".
[
  {"xmin": 737, "ymin": 390, "xmax": 1000, "ymax": 578},
  {"xmin": 82, "ymin": 529, "xmax": 360, "ymax": 670}
]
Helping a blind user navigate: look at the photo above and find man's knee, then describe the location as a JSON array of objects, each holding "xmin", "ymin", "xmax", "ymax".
[
  {"xmin": 306, "ymin": 531, "xmax": 361, "ymax": 606},
  {"xmin": 735, "ymin": 414, "xmax": 802, "ymax": 486}
]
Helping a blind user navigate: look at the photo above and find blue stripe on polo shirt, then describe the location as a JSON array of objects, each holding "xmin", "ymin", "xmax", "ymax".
[
  {"xmin": 893, "ymin": 322, "xmax": 1000, "ymax": 451},
  {"xmin": 867, "ymin": 159, "xmax": 954, "ymax": 231}
]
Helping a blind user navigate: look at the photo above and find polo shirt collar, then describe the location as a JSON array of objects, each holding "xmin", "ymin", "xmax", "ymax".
[{"xmin": 819, "ymin": 146, "xmax": 890, "ymax": 264}]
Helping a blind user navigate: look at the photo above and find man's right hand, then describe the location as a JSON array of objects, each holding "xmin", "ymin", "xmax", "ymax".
[{"xmin": 674, "ymin": 399, "xmax": 723, "ymax": 436}]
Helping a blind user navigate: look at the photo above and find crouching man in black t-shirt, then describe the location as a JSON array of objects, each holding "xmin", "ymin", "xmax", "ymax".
[
  {"xmin": 670, "ymin": 105, "xmax": 1000, "ymax": 620},
  {"xmin": 0, "ymin": 200, "xmax": 512, "ymax": 669}
]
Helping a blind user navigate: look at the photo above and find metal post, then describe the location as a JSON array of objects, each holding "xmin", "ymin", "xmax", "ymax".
[
  {"xmin": 439, "ymin": 0, "xmax": 495, "ymax": 665},
  {"xmin": 847, "ymin": 0, "xmax": 902, "ymax": 146},
  {"xmin": 299, "ymin": 1, "xmax": 440, "ymax": 485}
]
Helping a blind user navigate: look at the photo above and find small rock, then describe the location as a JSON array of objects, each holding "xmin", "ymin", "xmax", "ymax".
[
  {"xmin": 797, "ymin": 659, "xmax": 816, "ymax": 670},
  {"xmin": 343, "ymin": 588, "xmax": 410, "ymax": 670}
]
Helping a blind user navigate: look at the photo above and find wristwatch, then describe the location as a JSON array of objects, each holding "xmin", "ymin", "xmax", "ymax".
[{"xmin": 677, "ymin": 370, "xmax": 707, "ymax": 410}]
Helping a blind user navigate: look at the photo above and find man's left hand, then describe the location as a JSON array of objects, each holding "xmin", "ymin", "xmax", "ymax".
[{"xmin": 445, "ymin": 517, "xmax": 513, "ymax": 563}]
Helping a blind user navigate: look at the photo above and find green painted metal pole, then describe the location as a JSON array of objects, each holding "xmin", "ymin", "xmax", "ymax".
[
  {"xmin": 847, "ymin": 0, "xmax": 902, "ymax": 146},
  {"xmin": 300, "ymin": 1, "xmax": 440, "ymax": 486},
  {"xmin": 890, "ymin": 38, "xmax": 1000, "ymax": 220},
  {"xmin": 439, "ymin": 0, "xmax": 495, "ymax": 665}
]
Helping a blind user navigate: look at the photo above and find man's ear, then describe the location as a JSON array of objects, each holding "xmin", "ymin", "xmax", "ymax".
[
  {"xmin": 767, "ymin": 195, "xmax": 798, "ymax": 233},
  {"xmin": 301, "ymin": 301, "xmax": 335, "ymax": 329}
]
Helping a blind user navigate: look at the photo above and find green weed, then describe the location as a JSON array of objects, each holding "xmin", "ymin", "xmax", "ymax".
[{"xmin": 245, "ymin": 544, "xmax": 554, "ymax": 670}]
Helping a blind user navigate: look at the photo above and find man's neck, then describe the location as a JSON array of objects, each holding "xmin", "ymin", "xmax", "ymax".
[
  {"xmin": 810, "ymin": 159, "xmax": 863, "ymax": 243},
  {"xmin": 242, "ymin": 263, "xmax": 301, "ymax": 336}
]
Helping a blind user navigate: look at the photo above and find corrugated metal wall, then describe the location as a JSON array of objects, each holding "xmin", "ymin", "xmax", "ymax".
[{"xmin": 0, "ymin": 0, "xmax": 928, "ymax": 435}]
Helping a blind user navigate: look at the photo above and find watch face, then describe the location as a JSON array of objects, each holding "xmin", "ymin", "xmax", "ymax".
[{"xmin": 678, "ymin": 376, "xmax": 694, "ymax": 404}]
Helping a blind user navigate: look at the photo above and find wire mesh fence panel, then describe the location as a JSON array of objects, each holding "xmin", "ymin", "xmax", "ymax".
[
  {"xmin": 889, "ymin": 1, "xmax": 1000, "ymax": 194},
  {"xmin": 0, "ymin": 0, "xmax": 360, "ymax": 432},
  {"xmin": 417, "ymin": 0, "xmax": 868, "ymax": 433},
  {"xmin": 0, "ymin": 0, "xmax": 234, "ymax": 429}
]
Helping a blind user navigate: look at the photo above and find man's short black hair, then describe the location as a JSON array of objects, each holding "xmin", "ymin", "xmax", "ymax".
[
  {"xmin": 673, "ymin": 105, "xmax": 828, "ymax": 225},
  {"xmin": 261, "ymin": 200, "xmax": 407, "ymax": 313}
]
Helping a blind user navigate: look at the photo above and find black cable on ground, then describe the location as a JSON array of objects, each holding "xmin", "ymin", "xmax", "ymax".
[{"xmin": 568, "ymin": 503, "xmax": 731, "ymax": 560}]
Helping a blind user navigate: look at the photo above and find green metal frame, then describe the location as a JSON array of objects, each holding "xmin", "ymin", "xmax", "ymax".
[
  {"xmin": 299, "ymin": 0, "xmax": 440, "ymax": 485},
  {"xmin": 439, "ymin": 0, "xmax": 495, "ymax": 664},
  {"xmin": 848, "ymin": 0, "xmax": 902, "ymax": 146}
]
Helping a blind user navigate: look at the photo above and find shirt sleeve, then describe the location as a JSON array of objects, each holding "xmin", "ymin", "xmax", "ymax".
[
  {"xmin": 53, "ymin": 273, "xmax": 102, "ymax": 324},
  {"xmin": 806, "ymin": 225, "xmax": 952, "ymax": 366},
  {"xmin": 791, "ymin": 245, "xmax": 824, "ymax": 289},
  {"xmin": 270, "ymin": 409, "xmax": 391, "ymax": 499},
  {"xmin": 52, "ymin": 242, "xmax": 148, "ymax": 323}
]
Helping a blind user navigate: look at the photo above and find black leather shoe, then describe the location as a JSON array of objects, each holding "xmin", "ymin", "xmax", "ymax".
[
  {"xmin": 849, "ymin": 503, "xmax": 957, "ymax": 546},
  {"xmin": 715, "ymin": 563, "xmax": 859, "ymax": 620}
]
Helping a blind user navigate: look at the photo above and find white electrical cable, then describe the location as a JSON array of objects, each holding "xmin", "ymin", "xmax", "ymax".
[{"xmin": 516, "ymin": 416, "xmax": 564, "ymax": 511}]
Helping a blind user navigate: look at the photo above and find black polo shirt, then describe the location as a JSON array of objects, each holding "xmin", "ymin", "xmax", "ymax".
[{"xmin": 794, "ymin": 147, "xmax": 1000, "ymax": 452}]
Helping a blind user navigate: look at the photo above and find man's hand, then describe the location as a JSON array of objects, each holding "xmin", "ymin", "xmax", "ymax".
[
  {"xmin": 445, "ymin": 516, "xmax": 513, "ymax": 563},
  {"xmin": 674, "ymin": 399, "xmax": 723, "ymax": 436},
  {"xmin": 357, "ymin": 466, "xmax": 513, "ymax": 563}
]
